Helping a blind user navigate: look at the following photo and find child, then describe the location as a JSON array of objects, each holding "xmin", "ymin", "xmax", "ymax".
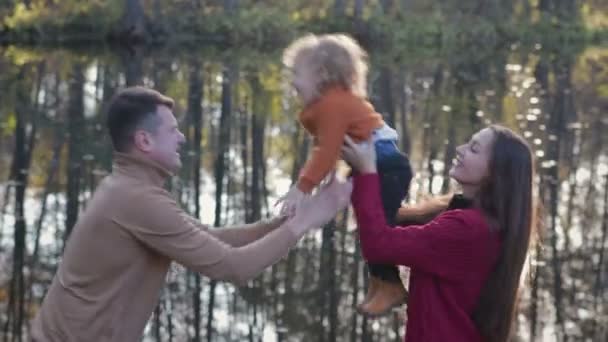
[{"xmin": 279, "ymin": 33, "xmax": 413, "ymax": 316}]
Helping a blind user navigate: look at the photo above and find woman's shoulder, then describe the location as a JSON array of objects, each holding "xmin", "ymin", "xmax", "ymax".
[{"xmin": 434, "ymin": 208, "xmax": 495, "ymax": 238}]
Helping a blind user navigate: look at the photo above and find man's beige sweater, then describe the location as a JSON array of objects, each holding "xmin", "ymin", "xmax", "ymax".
[{"xmin": 31, "ymin": 153, "xmax": 299, "ymax": 341}]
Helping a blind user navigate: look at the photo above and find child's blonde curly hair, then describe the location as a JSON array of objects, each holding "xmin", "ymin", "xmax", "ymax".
[{"xmin": 282, "ymin": 33, "xmax": 368, "ymax": 101}]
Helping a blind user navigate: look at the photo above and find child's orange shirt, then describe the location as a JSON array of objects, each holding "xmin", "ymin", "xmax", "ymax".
[{"xmin": 297, "ymin": 86, "xmax": 384, "ymax": 193}]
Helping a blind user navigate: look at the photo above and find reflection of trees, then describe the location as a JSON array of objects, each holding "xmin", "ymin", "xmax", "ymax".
[{"xmin": 0, "ymin": 41, "xmax": 606, "ymax": 340}]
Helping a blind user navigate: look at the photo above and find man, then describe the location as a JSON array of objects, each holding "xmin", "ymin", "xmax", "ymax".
[{"xmin": 31, "ymin": 87, "xmax": 351, "ymax": 341}]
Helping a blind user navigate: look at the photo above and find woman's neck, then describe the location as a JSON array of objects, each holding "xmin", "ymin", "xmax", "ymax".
[{"xmin": 460, "ymin": 185, "xmax": 478, "ymax": 199}]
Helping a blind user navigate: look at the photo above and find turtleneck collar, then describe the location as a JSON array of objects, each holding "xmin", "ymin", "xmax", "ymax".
[
  {"xmin": 447, "ymin": 194, "xmax": 474, "ymax": 211},
  {"xmin": 112, "ymin": 152, "xmax": 173, "ymax": 187}
]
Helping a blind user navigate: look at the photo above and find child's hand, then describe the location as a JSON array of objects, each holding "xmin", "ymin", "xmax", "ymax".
[{"xmin": 276, "ymin": 186, "xmax": 307, "ymax": 217}]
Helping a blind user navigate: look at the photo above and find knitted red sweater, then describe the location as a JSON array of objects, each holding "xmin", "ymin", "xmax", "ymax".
[{"xmin": 352, "ymin": 173, "xmax": 501, "ymax": 342}]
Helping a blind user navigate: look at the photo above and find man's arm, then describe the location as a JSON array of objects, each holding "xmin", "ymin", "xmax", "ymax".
[
  {"xmin": 116, "ymin": 187, "xmax": 303, "ymax": 285},
  {"xmin": 186, "ymin": 216, "xmax": 287, "ymax": 247}
]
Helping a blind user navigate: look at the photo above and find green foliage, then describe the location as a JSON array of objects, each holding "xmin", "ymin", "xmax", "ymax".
[
  {"xmin": 3, "ymin": 0, "xmax": 121, "ymax": 42},
  {"xmin": 189, "ymin": 6, "xmax": 298, "ymax": 46},
  {"xmin": 0, "ymin": 0, "xmax": 604, "ymax": 62}
]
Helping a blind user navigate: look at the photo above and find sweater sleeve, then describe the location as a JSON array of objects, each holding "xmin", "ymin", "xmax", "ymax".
[
  {"xmin": 186, "ymin": 216, "xmax": 284, "ymax": 247},
  {"xmin": 116, "ymin": 187, "xmax": 300, "ymax": 285},
  {"xmin": 297, "ymin": 105, "xmax": 349, "ymax": 193},
  {"xmin": 351, "ymin": 173, "xmax": 491, "ymax": 280}
]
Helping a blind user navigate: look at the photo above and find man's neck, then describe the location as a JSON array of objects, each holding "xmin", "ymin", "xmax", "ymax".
[{"xmin": 112, "ymin": 152, "xmax": 172, "ymax": 187}]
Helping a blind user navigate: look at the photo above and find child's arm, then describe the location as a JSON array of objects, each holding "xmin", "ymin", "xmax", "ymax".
[{"xmin": 297, "ymin": 108, "xmax": 349, "ymax": 193}]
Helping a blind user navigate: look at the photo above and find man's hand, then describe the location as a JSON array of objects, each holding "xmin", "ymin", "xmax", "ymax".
[
  {"xmin": 260, "ymin": 214, "xmax": 289, "ymax": 229},
  {"xmin": 275, "ymin": 186, "xmax": 308, "ymax": 217},
  {"xmin": 287, "ymin": 177, "xmax": 353, "ymax": 235}
]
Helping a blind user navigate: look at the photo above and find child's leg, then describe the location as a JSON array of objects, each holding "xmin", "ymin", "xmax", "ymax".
[
  {"xmin": 368, "ymin": 152, "xmax": 413, "ymax": 282},
  {"xmin": 358, "ymin": 145, "xmax": 413, "ymax": 316}
]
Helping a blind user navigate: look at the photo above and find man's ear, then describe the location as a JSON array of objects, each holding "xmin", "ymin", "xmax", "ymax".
[{"xmin": 133, "ymin": 130, "xmax": 153, "ymax": 152}]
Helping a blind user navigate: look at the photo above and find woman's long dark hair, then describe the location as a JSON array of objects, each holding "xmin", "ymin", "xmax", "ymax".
[
  {"xmin": 471, "ymin": 125, "xmax": 537, "ymax": 341},
  {"xmin": 396, "ymin": 125, "xmax": 538, "ymax": 341}
]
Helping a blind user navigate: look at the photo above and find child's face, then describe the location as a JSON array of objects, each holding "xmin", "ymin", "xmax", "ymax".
[{"xmin": 291, "ymin": 62, "xmax": 316, "ymax": 104}]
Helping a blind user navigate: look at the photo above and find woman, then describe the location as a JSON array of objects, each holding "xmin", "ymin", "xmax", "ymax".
[{"xmin": 341, "ymin": 125, "xmax": 538, "ymax": 341}]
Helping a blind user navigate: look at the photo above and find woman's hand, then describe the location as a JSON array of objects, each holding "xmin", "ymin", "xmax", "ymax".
[{"xmin": 341, "ymin": 135, "xmax": 377, "ymax": 174}]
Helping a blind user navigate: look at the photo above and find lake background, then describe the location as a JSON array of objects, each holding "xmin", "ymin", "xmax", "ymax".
[{"xmin": 0, "ymin": 0, "xmax": 607, "ymax": 341}]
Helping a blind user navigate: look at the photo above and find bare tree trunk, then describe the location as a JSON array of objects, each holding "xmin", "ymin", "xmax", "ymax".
[
  {"xmin": 592, "ymin": 175, "xmax": 608, "ymax": 338},
  {"xmin": 121, "ymin": 47, "xmax": 144, "ymax": 86},
  {"xmin": 248, "ymin": 79, "xmax": 268, "ymax": 341},
  {"xmin": 334, "ymin": 0, "xmax": 345, "ymax": 16},
  {"xmin": 423, "ymin": 65, "xmax": 443, "ymax": 195},
  {"xmin": 28, "ymin": 127, "xmax": 63, "ymax": 302},
  {"xmin": 207, "ymin": 66, "xmax": 233, "ymax": 342},
  {"xmin": 0, "ymin": 154, "xmax": 17, "ymax": 240},
  {"xmin": 530, "ymin": 227, "xmax": 543, "ymax": 342},
  {"xmin": 64, "ymin": 63, "xmax": 85, "ymax": 244},
  {"xmin": 327, "ymin": 220, "xmax": 339, "ymax": 342},
  {"xmin": 398, "ymin": 70, "xmax": 411, "ymax": 154},
  {"xmin": 361, "ymin": 306, "xmax": 370, "ymax": 342},
  {"xmin": 8, "ymin": 114, "xmax": 27, "ymax": 342},
  {"xmin": 188, "ymin": 58, "xmax": 204, "ymax": 342},
  {"xmin": 119, "ymin": 0, "xmax": 147, "ymax": 40},
  {"xmin": 380, "ymin": 0, "xmax": 395, "ymax": 14},
  {"xmin": 373, "ymin": 67, "xmax": 396, "ymax": 127},
  {"xmin": 564, "ymin": 133, "xmax": 581, "ymax": 307},
  {"xmin": 537, "ymin": 56, "xmax": 571, "ymax": 341},
  {"xmin": 166, "ymin": 295, "xmax": 174, "ymax": 341},
  {"xmin": 250, "ymin": 76, "xmax": 265, "ymax": 222},
  {"xmin": 223, "ymin": 0, "xmax": 238, "ymax": 13},
  {"xmin": 441, "ymin": 109, "xmax": 455, "ymax": 194},
  {"xmin": 354, "ymin": 0, "xmax": 365, "ymax": 19},
  {"xmin": 240, "ymin": 98, "xmax": 250, "ymax": 222},
  {"xmin": 316, "ymin": 220, "xmax": 336, "ymax": 342},
  {"xmin": 350, "ymin": 240, "xmax": 361, "ymax": 342},
  {"xmin": 3, "ymin": 67, "xmax": 35, "ymax": 341}
]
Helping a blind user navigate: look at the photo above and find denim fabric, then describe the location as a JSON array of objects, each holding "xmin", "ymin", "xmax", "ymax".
[{"xmin": 368, "ymin": 141, "xmax": 413, "ymax": 281}]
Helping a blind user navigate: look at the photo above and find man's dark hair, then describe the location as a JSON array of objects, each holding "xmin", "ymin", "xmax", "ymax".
[{"xmin": 106, "ymin": 86, "xmax": 175, "ymax": 152}]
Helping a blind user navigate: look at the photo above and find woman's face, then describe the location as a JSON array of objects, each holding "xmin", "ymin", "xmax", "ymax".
[{"xmin": 449, "ymin": 127, "xmax": 495, "ymax": 189}]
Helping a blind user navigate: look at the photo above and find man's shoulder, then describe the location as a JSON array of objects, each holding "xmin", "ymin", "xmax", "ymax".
[{"xmin": 96, "ymin": 174, "xmax": 172, "ymax": 208}]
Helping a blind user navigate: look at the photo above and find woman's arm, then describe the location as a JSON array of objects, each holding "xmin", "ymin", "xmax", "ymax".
[
  {"xmin": 352, "ymin": 173, "xmax": 491, "ymax": 280},
  {"xmin": 395, "ymin": 194, "xmax": 452, "ymax": 225}
]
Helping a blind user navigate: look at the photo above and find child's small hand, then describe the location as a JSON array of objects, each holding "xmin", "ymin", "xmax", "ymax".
[{"xmin": 276, "ymin": 186, "xmax": 307, "ymax": 217}]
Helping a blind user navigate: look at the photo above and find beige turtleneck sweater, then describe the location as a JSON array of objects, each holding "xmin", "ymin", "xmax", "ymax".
[{"xmin": 31, "ymin": 153, "xmax": 300, "ymax": 342}]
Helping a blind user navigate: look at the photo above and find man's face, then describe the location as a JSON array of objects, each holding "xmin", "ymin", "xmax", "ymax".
[{"xmin": 136, "ymin": 105, "xmax": 186, "ymax": 173}]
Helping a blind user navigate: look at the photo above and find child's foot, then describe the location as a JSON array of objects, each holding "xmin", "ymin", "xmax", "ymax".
[
  {"xmin": 357, "ymin": 276, "xmax": 380, "ymax": 310},
  {"xmin": 358, "ymin": 279, "xmax": 408, "ymax": 317}
]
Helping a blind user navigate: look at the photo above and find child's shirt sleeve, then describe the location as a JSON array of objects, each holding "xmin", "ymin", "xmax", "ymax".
[{"xmin": 297, "ymin": 101, "xmax": 349, "ymax": 193}]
